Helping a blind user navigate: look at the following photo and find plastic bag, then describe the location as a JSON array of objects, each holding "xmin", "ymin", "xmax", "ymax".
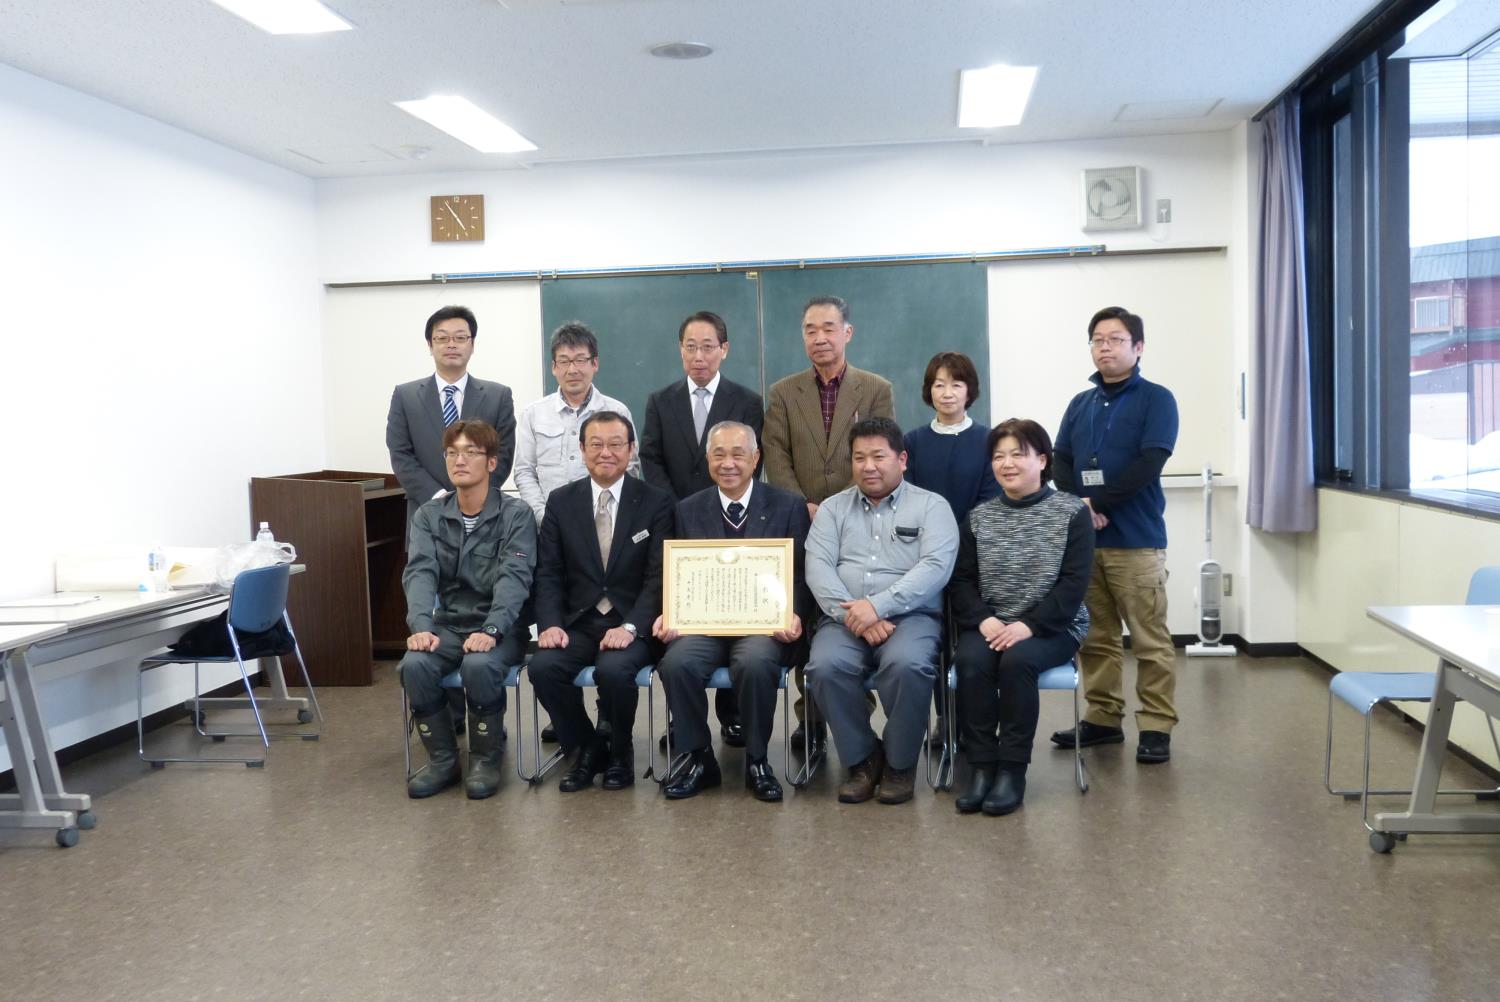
[{"xmin": 211, "ymin": 537, "xmax": 297, "ymax": 593}]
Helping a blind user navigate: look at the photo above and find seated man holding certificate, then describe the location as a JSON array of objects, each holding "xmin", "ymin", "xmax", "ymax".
[
  {"xmin": 529, "ymin": 412, "xmax": 676, "ymax": 793},
  {"xmin": 653, "ymin": 421, "xmax": 813, "ymax": 802},
  {"xmin": 805, "ymin": 417, "xmax": 958, "ymax": 805},
  {"xmin": 400, "ymin": 419, "xmax": 536, "ymax": 801}
]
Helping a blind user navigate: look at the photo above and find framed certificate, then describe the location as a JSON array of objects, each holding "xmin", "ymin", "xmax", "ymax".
[{"xmin": 663, "ymin": 539, "xmax": 794, "ymax": 636}]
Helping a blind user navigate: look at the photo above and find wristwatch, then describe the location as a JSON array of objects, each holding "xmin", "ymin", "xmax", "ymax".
[
  {"xmin": 621, "ymin": 622, "xmax": 638, "ymax": 639},
  {"xmin": 483, "ymin": 625, "xmax": 499, "ymax": 637}
]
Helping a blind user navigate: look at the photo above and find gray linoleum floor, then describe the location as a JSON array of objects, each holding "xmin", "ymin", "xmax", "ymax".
[{"xmin": 4, "ymin": 652, "xmax": 1500, "ymax": 1002}]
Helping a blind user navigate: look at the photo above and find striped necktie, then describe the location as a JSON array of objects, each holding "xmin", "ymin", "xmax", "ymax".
[{"xmin": 442, "ymin": 384, "xmax": 459, "ymax": 427}]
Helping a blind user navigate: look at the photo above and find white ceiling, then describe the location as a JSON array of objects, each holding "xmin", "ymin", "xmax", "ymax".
[{"xmin": 0, "ymin": 0, "xmax": 1383, "ymax": 178}]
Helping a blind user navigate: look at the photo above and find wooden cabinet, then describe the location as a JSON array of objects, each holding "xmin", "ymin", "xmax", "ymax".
[{"xmin": 249, "ymin": 471, "xmax": 407, "ymax": 686}]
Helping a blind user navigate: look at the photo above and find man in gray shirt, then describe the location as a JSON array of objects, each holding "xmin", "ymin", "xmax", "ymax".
[{"xmin": 805, "ymin": 417, "xmax": 958, "ymax": 805}]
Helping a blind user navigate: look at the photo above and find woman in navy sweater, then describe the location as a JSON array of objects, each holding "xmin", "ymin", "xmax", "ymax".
[{"xmin": 903, "ymin": 351, "xmax": 1000, "ymax": 524}]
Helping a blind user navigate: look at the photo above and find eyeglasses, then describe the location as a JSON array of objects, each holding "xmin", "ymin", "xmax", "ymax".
[
  {"xmin": 432, "ymin": 334, "xmax": 473, "ymax": 346},
  {"xmin": 444, "ymin": 448, "xmax": 487, "ymax": 461},
  {"xmin": 553, "ymin": 355, "xmax": 596, "ymax": 369},
  {"xmin": 585, "ymin": 439, "xmax": 630, "ymax": 452},
  {"xmin": 680, "ymin": 342, "xmax": 723, "ymax": 356},
  {"xmin": 1088, "ymin": 336, "xmax": 1132, "ymax": 349}
]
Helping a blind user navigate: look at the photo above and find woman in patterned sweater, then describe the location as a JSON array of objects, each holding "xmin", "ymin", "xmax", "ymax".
[{"xmin": 948, "ymin": 418, "xmax": 1094, "ymax": 816}]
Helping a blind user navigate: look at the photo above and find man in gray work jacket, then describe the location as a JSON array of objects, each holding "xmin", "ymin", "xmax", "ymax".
[{"xmin": 400, "ymin": 419, "xmax": 536, "ymax": 801}]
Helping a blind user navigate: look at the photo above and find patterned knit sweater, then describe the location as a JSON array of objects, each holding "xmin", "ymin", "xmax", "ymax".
[{"xmin": 949, "ymin": 486, "xmax": 1094, "ymax": 643}]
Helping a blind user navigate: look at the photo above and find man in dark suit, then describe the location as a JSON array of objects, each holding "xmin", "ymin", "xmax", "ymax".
[
  {"xmin": 639, "ymin": 310, "xmax": 764, "ymax": 746},
  {"xmin": 653, "ymin": 421, "xmax": 813, "ymax": 802},
  {"xmin": 529, "ymin": 412, "xmax": 676, "ymax": 792},
  {"xmin": 386, "ymin": 305, "xmax": 517, "ymax": 526}
]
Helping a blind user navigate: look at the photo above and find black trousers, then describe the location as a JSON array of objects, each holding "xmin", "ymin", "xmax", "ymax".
[
  {"xmin": 658, "ymin": 635, "xmax": 790, "ymax": 762},
  {"xmin": 528, "ymin": 609, "xmax": 657, "ymax": 755},
  {"xmin": 955, "ymin": 629, "xmax": 1080, "ymax": 767}
]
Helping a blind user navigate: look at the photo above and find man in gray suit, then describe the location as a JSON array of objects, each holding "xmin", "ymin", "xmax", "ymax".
[{"xmin": 386, "ymin": 305, "xmax": 517, "ymax": 526}]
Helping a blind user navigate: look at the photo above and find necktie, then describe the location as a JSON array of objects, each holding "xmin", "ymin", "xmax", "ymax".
[
  {"xmin": 693, "ymin": 386, "xmax": 710, "ymax": 444},
  {"xmin": 725, "ymin": 500, "xmax": 746, "ymax": 528},
  {"xmin": 595, "ymin": 490, "xmax": 614, "ymax": 613},
  {"xmin": 442, "ymin": 384, "xmax": 459, "ymax": 427}
]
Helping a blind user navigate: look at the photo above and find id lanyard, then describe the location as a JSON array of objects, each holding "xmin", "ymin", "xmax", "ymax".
[{"xmin": 1084, "ymin": 382, "xmax": 1136, "ymax": 484}]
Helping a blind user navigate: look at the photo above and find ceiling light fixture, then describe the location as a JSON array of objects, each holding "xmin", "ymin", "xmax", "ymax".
[
  {"xmin": 958, "ymin": 64, "xmax": 1039, "ymax": 128},
  {"xmin": 650, "ymin": 41, "xmax": 713, "ymax": 60},
  {"xmin": 207, "ymin": 0, "xmax": 353, "ymax": 35},
  {"xmin": 394, "ymin": 96, "xmax": 537, "ymax": 154}
]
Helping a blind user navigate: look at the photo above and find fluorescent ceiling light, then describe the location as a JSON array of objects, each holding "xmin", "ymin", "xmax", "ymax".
[
  {"xmin": 958, "ymin": 64, "xmax": 1038, "ymax": 128},
  {"xmin": 395, "ymin": 96, "xmax": 537, "ymax": 154},
  {"xmin": 207, "ymin": 0, "xmax": 353, "ymax": 35}
]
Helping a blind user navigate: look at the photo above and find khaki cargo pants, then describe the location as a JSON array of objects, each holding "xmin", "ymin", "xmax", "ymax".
[{"xmin": 1079, "ymin": 547, "xmax": 1177, "ymax": 733}]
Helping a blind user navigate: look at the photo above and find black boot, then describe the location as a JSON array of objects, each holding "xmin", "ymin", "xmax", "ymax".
[
  {"xmin": 464, "ymin": 705, "xmax": 506, "ymax": 800},
  {"xmin": 981, "ymin": 766, "xmax": 1026, "ymax": 816},
  {"xmin": 408, "ymin": 705, "xmax": 461, "ymax": 799},
  {"xmin": 955, "ymin": 763, "xmax": 997, "ymax": 814}
]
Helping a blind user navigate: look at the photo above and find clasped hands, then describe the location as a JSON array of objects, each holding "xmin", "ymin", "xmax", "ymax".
[
  {"xmin": 406, "ymin": 630, "xmax": 496, "ymax": 653},
  {"xmin": 840, "ymin": 598, "xmax": 896, "ymax": 647}
]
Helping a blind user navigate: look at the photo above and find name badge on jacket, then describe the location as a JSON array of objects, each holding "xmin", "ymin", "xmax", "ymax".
[{"xmin": 632, "ymin": 529, "xmax": 650, "ymax": 544}]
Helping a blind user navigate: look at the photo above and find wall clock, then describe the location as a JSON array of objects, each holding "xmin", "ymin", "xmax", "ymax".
[{"xmin": 431, "ymin": 194, "xmax": 485, "ymax": 242}]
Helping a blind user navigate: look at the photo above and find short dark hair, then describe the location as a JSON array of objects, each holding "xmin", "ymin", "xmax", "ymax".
[
  {"xmin": 579, "ymin": 410, "xmax": 635, "ymax": 446},
  {"xmin": 803, "ymin": 296, "xmax": 850, "ymax": 324},
  {"xmin": 550, "ymin": 322, "xmax": 599, "ymax": 361},
  {"xmin": 986, "ymin": 418, "xmax": 1054, "ymax": 481},
  {"xmin": 848, "ymin": 416, "xmax": 903, "ymax": 454},
  {"xmin": 678, "ymin": 311, "xmax": 728, "ymax": 344},
  {"xmin": 921, "ymin": 351, "xmax": 982, "ymax": 408},
  {"xmin": 1087, "ymin": 306, "xmax": 1144, "ymax": 345},
  {"xmin": 425, "ymin": 305, "xmax": 477, "ymax": 342},
  {"xmin": 443, "ymin": 419, "xmax": 498, "ymax": 456}
]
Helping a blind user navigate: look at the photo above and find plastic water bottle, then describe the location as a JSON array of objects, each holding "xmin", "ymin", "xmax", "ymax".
[
  {"xmin": 141, "ymin": 543, "xmax": 167, "ymax": 593},
  {"xmin": 256, "ymin": 522, "xmax": 275, "ymax": 545}
]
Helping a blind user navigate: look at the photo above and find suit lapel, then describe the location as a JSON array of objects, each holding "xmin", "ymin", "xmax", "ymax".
[
  {"xmin": 460, "ymin": 378, "xmax": 484, "ymax": 419},
  {"xmin": 578, "ymin": 481, "xmax": 607, "ymax": 580},
  {"xmin": 744, "ymin": 484, "xmax": 774, "ymax": 538},
  {"xmin": 420, "ymin": 379, "xmax": 446, "ymax": 435},
  {"xmin": 670, "ymin": 383, "xmax": 701, "ymax": 457},
  {"xmin": 792, "ymin": 373, "xmax": 832, "ymax": 460},
  {"xmin": 605, "ymin": 478, "xmax": 639, "ymax": 575}
]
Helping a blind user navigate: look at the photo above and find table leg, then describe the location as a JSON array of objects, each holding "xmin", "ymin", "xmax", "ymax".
[{"xmin": 0, "ymin": 649, "xmax": 79, "ymax": 835}]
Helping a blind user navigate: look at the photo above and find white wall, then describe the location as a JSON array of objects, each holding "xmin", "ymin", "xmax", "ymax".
[{"xmin": 0, "ymin": 63, "xmax": 323, "ymax": 767}]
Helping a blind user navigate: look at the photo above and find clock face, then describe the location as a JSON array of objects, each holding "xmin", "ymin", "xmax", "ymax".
[{"xmin": 431, "ymin": 194, "xmax": 485, "ymax": 242}]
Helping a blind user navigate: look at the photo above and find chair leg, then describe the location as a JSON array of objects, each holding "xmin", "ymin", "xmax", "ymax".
[
  {"xmin": 1071, "ymin": 677, "xmax": 1089, "ymax": 794},
  {"xmin": 400, "ymin": 674, "xmax": 414, "ymax": 782},
  {"xmin": 515, "ymin": 673, "xmax": 564, "ymax": 785}
]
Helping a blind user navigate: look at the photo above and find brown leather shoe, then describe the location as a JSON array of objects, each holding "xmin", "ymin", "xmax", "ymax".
[
  {"xmin": 877, "ymin": 764, "xmax": 916, "ymax": 804},
  {"xmin": 837, "ymin": 741, "xmax": 884, "ymax": 804}
]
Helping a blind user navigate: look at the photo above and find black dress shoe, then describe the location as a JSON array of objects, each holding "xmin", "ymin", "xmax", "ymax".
[
  {"xmin": 602, "ymin": 752, "xmax": 635, "ymax": 790},
  {"xmin": 1050, "ymin": 720, "xmax": 1125, "ymax": 749},
  {"xmin": 789, "ymin": 720, "xmax": 826, "ymax": 754},
  {"xmin": 540, "ymin": 723, "xmax": 558, "ymax": 744},
  {"xmin": 719, "ymin": 718, "xmax": 746, "ymax": 748},
  {"xmin": 558, "ymin": 742, "xmax": 604, "ymax": 793},
  {"xmin": 657, "ymin": 725, "xmax": 678, "ymax": 754},
  {"xmin": 955, "ymin": 764, "xmax": 997, "ymax": 814},
  {"xmin": 981, "ymin": 769, "xmax": 1026, "ymax": 816},
  {"xmin": 1136, "ymin": 730, "xmax": 1171, "ymax": 763},
  {"xmin": 664, "ymin": 750, "xmax": 722, "ymax": 799},
  {"xmin": 745, "ymin": 759, "xmax": 784, "ymax": 802}
]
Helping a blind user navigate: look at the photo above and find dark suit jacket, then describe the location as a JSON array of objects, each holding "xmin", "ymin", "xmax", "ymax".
[
  {"xmin": 535, "ymin": 475, "xmax": 676, "ymax": 637},
  {"xmin": 386, "ymin": 374, "xmax": 516, "ymax": 523},
  {"xmin": 762, "ymin": 364, "xmax": 894, "ymax": 504},
  {"xmin": 640, "ymin": 376, "xmax": 764, "ymax": 500},
  {"xmin": 676, "ymin": 482, "xmax": 817, "ymax": 636}
]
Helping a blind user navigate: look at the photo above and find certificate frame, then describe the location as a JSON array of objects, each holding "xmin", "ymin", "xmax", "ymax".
[{"xmin": 662, "ymin": 538, "xmax": 794, "ymax": 636}]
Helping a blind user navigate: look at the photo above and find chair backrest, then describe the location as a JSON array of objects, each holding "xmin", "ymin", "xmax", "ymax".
[
  {"xmin": 227, "ymin": 563, "xmax": 291, "ymax": 635},
  {"xmin": 1466, "ymin": 566, "xmax": 1500, "ymax": 606}
]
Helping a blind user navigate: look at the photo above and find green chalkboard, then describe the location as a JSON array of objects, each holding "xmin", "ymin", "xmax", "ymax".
[
  {"xmin": 538, "ymin": 261, "xmax": 990, "ymax": 440},
  {"xmin": 539, "ymin": 272, "xmax": 761, "ymax": 433},
  {"xmin": 760, "ymin": 263, "xmax": 991, "ymax": 432}
]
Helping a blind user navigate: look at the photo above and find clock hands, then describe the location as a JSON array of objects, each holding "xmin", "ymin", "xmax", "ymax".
[{"xmin": 444, "ymin": 201, "xmax": 468, "ymax": 233}]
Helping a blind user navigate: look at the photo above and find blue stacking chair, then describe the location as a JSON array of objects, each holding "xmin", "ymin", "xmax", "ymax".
[
  {"xmin": 1324, "ymin": 565, "xmax": 1500, "ymax": 837},
  {"xmin": 397, "ymin": 664, "xmax": 523, "ymax": 781},
  {"xmin": 790, "ymin": 669, "xmax": 942, "ymax": 790},
  {"xmin": 515, "ymin": 663, "xmax": 658, "ymax": 784},
  {"xmin": 656, "ymin": 665, "xmax": 792, "ymax": 787},
  {"xmin": 136, "ymin": 563, "xmax": 321, "ymax": 767},
  {"xmin": 936, "ymin": 657, "xmax": 1090, "ymax": 794}
]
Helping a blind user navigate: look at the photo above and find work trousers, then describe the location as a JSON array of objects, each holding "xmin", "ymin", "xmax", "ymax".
[
  {"xmin": 659, "ymin": 634, "xmax": 790, "ymax": 762},
  {"xmin": 1079, "ymin": 547, "xmax": 1177, "ymax": 732},
  {"xmin": 400, "ymin": 624, "xmax": 527, "ymax": 717},
  {"xmin": 955, "ymin": 629, "xmax": 1081, "ymax": 766},
  {"xmin": 528, "ymin": 609, "xmax": 657, "ymax": 755},
  {"xmin": 806, "ymin": 613, "xmax": 940, "ymax": 772}
]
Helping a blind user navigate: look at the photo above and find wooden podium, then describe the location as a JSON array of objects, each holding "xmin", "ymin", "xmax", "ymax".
[{"xmin": 249, "ymin": 470, "xmax": 408, "ymax": 686}]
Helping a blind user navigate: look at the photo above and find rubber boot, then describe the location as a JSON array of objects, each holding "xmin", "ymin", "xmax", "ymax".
[
  {"xmin": 465, "ymin": 706, "xmax": 505, "ymax": 800},
  {"xmin": 407, "ymin": 705, "xmax": 461, "ymax": 799}
]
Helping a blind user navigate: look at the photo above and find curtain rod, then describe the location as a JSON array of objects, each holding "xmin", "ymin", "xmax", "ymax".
[{"xmin": 324, "ymin": 244, "xmax": 1226, "ymax": 289}]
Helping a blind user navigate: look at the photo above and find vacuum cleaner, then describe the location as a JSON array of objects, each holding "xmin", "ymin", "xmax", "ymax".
[{"xmin": 1186, "ymin": 462, "xmax": 1235, "ymax": 657}]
